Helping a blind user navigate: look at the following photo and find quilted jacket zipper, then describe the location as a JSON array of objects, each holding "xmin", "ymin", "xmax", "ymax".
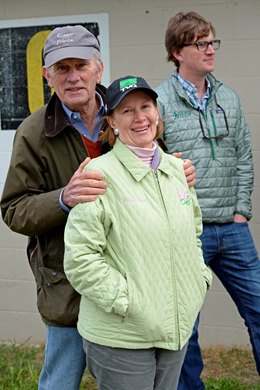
[{"xmin": 153, "ymin": 169, "xmax": 180, "ymax": 348}]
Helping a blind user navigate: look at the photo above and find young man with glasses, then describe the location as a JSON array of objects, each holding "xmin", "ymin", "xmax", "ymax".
[{"xmin": 156, "ymin": 10, "xmax": 260, "ymax": 389}]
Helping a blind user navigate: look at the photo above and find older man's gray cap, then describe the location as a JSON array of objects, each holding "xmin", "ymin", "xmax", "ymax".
[{"xmin": 43, "ymin": 25, "xmax": 100, "ymax": 67}]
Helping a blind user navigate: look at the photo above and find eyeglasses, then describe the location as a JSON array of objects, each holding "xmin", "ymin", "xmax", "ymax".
[
  {"xmin": 183, "ymin": 39, "xmax": 221, "ymax": 52},
  {"xmin": 199, "ymin": 102, "xmax": 229, "ymax": 140}
]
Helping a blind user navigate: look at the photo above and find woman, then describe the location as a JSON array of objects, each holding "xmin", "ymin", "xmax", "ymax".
[{"xmin": 64, "ymin": 75, "xmax": 212, "ymax": 390}]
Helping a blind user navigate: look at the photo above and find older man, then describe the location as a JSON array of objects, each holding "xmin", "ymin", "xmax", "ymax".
[{"xmin": 1, "ymin": 25, "xmax": 108, "ymax": 390}]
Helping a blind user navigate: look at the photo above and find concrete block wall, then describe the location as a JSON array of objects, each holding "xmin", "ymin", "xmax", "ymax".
[{"xmin": 0, "ymin": 0, "xmax": 259, "ymax": 348}]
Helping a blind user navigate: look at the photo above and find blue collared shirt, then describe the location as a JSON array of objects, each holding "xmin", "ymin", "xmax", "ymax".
[
  {"xmin": 62, "ymin": 91, "xmax": 106, "ymax": 141},
  {"xmin": 177, "ymin": 73, "xmax": 211, "ymax": 112},
  {"xmin": 59, "ymin": 91, "xmax": 106, "ymax": 213}
]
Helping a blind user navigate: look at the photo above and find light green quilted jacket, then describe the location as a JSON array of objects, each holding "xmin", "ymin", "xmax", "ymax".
[{"xmin": 64, "ymin": 140, "xmax": 212, "ymax": 350}]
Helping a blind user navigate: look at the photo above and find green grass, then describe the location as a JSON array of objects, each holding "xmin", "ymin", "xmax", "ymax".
[
  {"xmin": 204, "ymin": 378, "xmax": 259, "ymax": 390},
  {"xmin": 0, "ymin": 344, "xmax": 39, "ymax": 390},
  {"xmin": 202, "ymin": 346, "xmax": 260, "ymax": 389},
  {"xmin": 0, "ymin": 343, "xmax": 259, "ymax": 389}
]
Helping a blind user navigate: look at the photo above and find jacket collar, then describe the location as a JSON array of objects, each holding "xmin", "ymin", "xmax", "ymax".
[
  {"xmin": 44, "ymin": 84, "xmax": 107, "ymax": 138},
  {"xmin": 112, "ymin": 139, "xmax": 174, "ymax": 182},
  {"xmin": 172, "ymin": 69, "xmax": 221, "ymax": 100}
]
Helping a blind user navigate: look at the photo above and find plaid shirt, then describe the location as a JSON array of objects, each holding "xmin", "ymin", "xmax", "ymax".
[{"xmin": 177, "ymin": 73, "xmax": 211, "ymax": 112}]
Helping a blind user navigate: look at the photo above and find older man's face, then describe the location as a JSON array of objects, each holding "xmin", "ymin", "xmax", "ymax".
[{"xmin": 43, "ymin": 57, "xmax": 103, "ymax": 113}]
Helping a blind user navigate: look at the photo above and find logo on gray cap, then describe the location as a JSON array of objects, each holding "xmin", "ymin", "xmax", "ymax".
[{"xmin": 43, "ymin": 25, "xmax": 100, "ymax": 67}]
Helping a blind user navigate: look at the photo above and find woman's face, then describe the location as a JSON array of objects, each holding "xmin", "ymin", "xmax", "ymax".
[{"xmin": 108, "ymin": 90, "xmax": 159, "ymax": 148}]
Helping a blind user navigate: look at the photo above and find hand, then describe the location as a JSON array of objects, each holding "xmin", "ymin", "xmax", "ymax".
[
  {"xmin": 62, "ymin": 157, "xmax": 107, "ymax": 208},
  {"xmin": 234, "ymin": 214, "xmax": 247, "ymax": 223},
  {"xmin": 173, "ymin": 152, "xmax": 196, "ymax": 187}
]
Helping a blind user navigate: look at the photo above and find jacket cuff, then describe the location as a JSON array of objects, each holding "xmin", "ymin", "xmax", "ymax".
[{"xmin": 59, "ymin": 188, "xmax": 72, "ymax": 214}]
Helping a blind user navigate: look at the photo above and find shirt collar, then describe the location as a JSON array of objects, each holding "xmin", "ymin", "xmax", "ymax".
[
  {"xmin": 62, "ymin": 91, "xmax": 105, "ymax": 121},
  {"xmin": 61, "ymin": 91, "xmax": 106, "ymax": 141},
  {"xmin": 177, "ymin": 73, "xmax": 211, "ymax": 111}
]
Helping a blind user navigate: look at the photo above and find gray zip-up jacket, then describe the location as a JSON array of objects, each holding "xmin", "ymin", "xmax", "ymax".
[{"xmin": 156, "ymin": 70, "xmax": 253, "ymax": 223}]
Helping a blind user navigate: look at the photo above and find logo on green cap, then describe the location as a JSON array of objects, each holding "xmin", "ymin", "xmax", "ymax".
[{"xmin": 120, "ymin": 77, "xmax": 137, "ymax": 91}]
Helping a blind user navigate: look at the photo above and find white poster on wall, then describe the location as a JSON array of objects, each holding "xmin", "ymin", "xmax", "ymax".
[{"xmin": 0, "ymin": 13, "xmax": 110, "ymax": 195}]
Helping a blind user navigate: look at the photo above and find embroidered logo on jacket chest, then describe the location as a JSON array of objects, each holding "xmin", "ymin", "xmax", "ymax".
[
  {"xmin": 173, "ymin": 111, "xmax": 192, "ymax": 120},
  {"xmin": 176, "ymin": 188, "xmax": 191, "ymax": 206}
]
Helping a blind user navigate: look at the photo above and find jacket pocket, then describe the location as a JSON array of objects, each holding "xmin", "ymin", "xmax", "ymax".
[
  {"xmin": 124, "ymin": 275, "xmax": 144, "ymax": 318},
  {"xmin": 37, "ymin": 267, "xmax": 80, "ymax": 326},
  {"xmin": 122, "ymin": 276, "xmax": 170, "ymax": 341},
  {"xmin": 202, "ymin": 264, "xmax": 213, "ymax": 291}
]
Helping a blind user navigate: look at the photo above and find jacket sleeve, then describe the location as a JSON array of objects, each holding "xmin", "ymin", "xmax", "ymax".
[
  {"xmin": 64, "ymin": 198, "xmax": 129, "ymax": 317},
  {"xmin": 0, "ymin": 122, "xmax": 67, "ymax": 237},
  {"xmin": 234, "ymin": 96, "xmax": 254, "ymax": 220},
  {"xmin": 190, "ymin": 186, "xmax": 212, "ymax": 288}
]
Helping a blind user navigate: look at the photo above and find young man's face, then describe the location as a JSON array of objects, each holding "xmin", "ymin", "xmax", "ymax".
[
  {"xmin": 174, "ymin": 33, "xmax": 216, "ymax": 79},
  {"xmin": 43, "ymin": 57, "xmax": 104, "ymax": 113}
]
